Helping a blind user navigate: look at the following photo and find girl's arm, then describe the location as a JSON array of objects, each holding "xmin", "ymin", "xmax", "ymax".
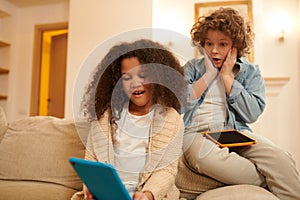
[{"xmin": 71, "ymin": 130, "xmax": 97, "ymax": 200}]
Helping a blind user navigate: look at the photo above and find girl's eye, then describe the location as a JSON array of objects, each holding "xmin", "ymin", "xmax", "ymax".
[
  {"xmin": 121, "ymin": 75, "xmax": 131, "ymax": 81},
  {"xmin": 220, "ymin": 43, "xmax": 228, "ymax": 47},
  {"xmin": 139, "ymin": 74, "xmax": 146, "ymax": 79}
]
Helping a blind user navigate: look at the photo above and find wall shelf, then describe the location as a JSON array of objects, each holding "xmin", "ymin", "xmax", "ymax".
[
  {"xmin": 0, "ymin": 67, "xmax": 9, "ymax": 74},
  {"xmin": 0, "ymin": 9, "xmax": 10, "ymax": 18},
  {"xmin": 0, "ymin": 40, "xmax": 10, "ymax": 47},
  {"xmin": 0, "ymin": 44, "xmax": 10, "ymax": 102},
  {"xmin": 0, "ymin": 8, "xmax": 10, "ymax": 105},
  {"xmin": 0, "ymin": 95, "xmax": 7, "ymax": 100}
]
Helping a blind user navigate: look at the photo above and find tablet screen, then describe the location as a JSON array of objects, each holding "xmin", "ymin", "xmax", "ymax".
[
  {"xmin": 210, "ymin": 131, "xmax": 253, "ymax": 143},
  {"xmin": 204, "ymin": 130, "xmax": 256, "ymax": 147}
]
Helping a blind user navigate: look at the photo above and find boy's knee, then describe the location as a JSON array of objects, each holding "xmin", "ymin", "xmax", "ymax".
[
  {"xmin": 259, "ymin": 145, "xmax": 295, "ymax": 166},
  {"xmin": 273, "ymin": 147, "xmax": 295, "ymax": 164}
]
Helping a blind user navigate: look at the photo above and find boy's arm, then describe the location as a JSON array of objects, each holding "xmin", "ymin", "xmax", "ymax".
[
  {"xmin": 227, "ymin": 65, "xmax": 266, "ymax": 123},
  {"xmin": 220, "ymin": 48, "xmax": 237, "ymax": 95},
  {"xmin": 184, "ymin": 52, "xmax": 218, "ymax": 101}
]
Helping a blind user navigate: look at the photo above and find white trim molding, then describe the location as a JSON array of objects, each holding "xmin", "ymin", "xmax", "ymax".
[{"xmin": 264, "ymin": 77, "xmax": 290, "ymax": 96}]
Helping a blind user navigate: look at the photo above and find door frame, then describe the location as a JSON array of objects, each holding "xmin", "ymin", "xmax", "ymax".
[{"xmin": 30, "ymin": 22, "xmax": 68, "ymax": 116}]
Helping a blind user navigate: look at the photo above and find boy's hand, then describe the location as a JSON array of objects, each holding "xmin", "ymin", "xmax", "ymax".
[
  {"xmin": 201, "ymin": 46, "xmax": 218, "ymax": 84},
  {"xmin": 220, "ymin": 48, "xmax": 237, "ymax": 95},
  {"xmin": 220, "ymin": 48, "xmax": 237, "ymax": 77}
]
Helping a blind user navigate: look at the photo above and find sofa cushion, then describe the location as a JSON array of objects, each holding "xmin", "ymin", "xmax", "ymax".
[
  {"xmin": 0, "ymin": 106, "xmax": 8, "ymax": 141},
  {"xmin": 0, "ymin": 116, "xmax": 85, "ymax": 191},
  {"xmin": 176, "ymin": 156, "xmax": 225, "ymax": 199},
  {"xmin": 0, "ymin": 180, "xmax": 77, "ymax": 200},
  {"xmin": 176, "ymin": 156, "xmax": 279, "ymax": 200},
  {"xmin": 195, "ymin": 184, "xmax": 279, "ymax": 200}
]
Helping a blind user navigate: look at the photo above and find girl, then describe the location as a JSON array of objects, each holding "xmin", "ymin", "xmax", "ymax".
[
  {"xmin": 181, "ymin": 7, "xmax": 300, "ymax": 200},
  {"xmin": 72, "ymin": 39, "xmax": 187, "ymax": 200}
]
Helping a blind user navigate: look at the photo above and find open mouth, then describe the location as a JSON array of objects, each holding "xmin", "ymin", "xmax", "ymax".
[
  {"xmin": 213, "ymin": 58, "xmax": 221, "ymax": 62},
  {"xmin": 132, "ymin": 90, "xmax": 145, "ymax": 96},
  {"xmin": 212, "ymin": 58, "xmax": 222, "ymax": 67}
]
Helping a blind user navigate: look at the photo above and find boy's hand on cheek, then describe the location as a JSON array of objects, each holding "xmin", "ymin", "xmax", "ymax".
[
  {"xmin": 220, "ymin": 48, "xmax": 237, "ymax": 78},
  {"xmin": 202, "ymin": 47, "xmax": 218, "ymax": 84},
  {"xmin": 220, "ymin": 48, "xmax": 237, "ymax": 95}
]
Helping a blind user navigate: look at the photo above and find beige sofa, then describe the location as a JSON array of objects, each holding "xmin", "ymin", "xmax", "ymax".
[{"xmin": 0, "ymin": 107, "xmax": 279, "ymax": 200}]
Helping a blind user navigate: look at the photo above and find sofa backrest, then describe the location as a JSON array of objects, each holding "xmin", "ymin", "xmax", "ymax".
[{"xmin": 0, "ymin": 116, "xmax": 85, "ymax": 191}]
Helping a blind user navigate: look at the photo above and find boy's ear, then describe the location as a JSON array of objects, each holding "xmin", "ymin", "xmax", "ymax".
[
  {"xmin": 231, "ymin": 47, "xmax": 238, "ymax": 57},
  {"xmin": 198, "ymin": 46, "xmax": 204, "ymax": 55}
]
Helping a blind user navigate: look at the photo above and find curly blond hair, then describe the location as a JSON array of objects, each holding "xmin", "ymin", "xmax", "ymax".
[{"xmin": 191, "ymin": 7, "xmax": 254, "ymax": 57}]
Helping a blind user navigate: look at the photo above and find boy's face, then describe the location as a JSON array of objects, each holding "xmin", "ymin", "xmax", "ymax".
[
  {"xmin": 120, "ymin": 57, "xmax": 153, "ymax": 115},
  {"xmin": 203, "ymin": 29, "xmax": 233, "ymax": 68}
]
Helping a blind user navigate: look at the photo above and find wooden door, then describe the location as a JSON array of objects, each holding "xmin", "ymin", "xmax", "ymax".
[
  {"xmin": 47, "ymin": 33, "xmax": 68, "ymax": 118},
  {"xmin": 30, "ymin": 22, "xmax": 68, "ymax": 117}
]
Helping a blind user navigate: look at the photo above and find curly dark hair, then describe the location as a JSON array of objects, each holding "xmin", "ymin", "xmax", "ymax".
[
  {"xmin": 191, "ymin": 7, "xmax": 254, "ymax": 57},
  {"xmin": 79, "ymin": 39, "xmax": 187, "ymax": 122}
]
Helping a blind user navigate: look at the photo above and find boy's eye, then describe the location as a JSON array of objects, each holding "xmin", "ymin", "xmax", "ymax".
[{"xmin": 205, "ymin": 42, "xmax": 213, "ymax": 46}]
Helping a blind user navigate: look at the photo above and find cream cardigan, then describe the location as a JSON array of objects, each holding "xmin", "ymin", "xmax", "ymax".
[{"xmin": 71, "ymin": 106, "xmax": 184, "ymax": 200}]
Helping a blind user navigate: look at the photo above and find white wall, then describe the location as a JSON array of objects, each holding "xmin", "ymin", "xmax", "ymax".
[
  {"xmin": 1, "ymin": 0, "xmax": 69, "ymax": 121},
  {"xmin": 65, "ymin": 0, "xmax": 153, "ymax": 119},
  {"xmin": 252, "ymin": 0, "xmax": 300, "ymax": 172}
]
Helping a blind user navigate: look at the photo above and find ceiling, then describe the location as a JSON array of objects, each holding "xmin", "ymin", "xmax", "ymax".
[{"xmin": 5, "ymin": 0, "xmax": 68, "ymax": 7}]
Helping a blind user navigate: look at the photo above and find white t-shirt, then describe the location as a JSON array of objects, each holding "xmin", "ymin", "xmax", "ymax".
[
  {"xmin": 114, "ymin": 104, "xmax": 154, "ymax": 195},
  {"xmin": 185, "ymin": 74, "xmax": 228, "ymax": 134}
]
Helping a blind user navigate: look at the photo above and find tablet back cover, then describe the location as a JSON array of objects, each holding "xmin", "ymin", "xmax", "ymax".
[{"xmin": 69, "ymin": 157, "xmax": 132, "ymax": 200}]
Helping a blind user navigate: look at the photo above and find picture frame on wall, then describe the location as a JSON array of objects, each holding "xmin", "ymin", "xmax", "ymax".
[{"xmin": 194, "ymin": 0, "xmax": 254, "ymax": 62}]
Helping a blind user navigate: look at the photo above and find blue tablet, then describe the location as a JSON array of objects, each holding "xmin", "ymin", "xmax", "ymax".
[{"xmin": 69, "ymin": 157, "xmax": 132, "ymax": 200}]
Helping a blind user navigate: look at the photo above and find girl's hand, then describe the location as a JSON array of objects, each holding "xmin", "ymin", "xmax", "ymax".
[
  {"xmin": 133, "ymin": 191, "xmax": 154, "ymax": 200},
  {"xmin": 83, "ymin": 187, "xmax": 94, "ymax": 200}
]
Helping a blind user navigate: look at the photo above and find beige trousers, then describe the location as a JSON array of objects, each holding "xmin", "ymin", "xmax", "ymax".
[{"xmin": 183, "ymin": 131, "xmax": 300, "ymax": 200}]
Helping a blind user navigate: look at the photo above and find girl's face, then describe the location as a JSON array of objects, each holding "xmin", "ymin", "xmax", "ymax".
[
  {"xmin": 204, "ymin": 29, "xmax": 233, "ymax": 68},
  {"xmin": 121, "ymin": 57, "xmax": 153, "ymax": 115}
]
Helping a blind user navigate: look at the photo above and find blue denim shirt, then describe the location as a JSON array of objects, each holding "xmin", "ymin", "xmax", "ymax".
[{"xmin": 183, "ymin": 57, "xmax": 266, "ymax": 132}]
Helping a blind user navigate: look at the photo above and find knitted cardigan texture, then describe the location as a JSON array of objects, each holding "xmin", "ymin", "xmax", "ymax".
[{"xmin": 71, "ymin": 106, "xmax": 184, "ymax": 200}]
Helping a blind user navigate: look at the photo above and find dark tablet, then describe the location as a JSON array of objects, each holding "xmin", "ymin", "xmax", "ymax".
[
  {"xmin": 204, "ymin": 129, "xmax": 256, "ymax": 148},
  {"xmin": 69, "ymin": 157, "xmax": 132, "ymax": 200}
]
